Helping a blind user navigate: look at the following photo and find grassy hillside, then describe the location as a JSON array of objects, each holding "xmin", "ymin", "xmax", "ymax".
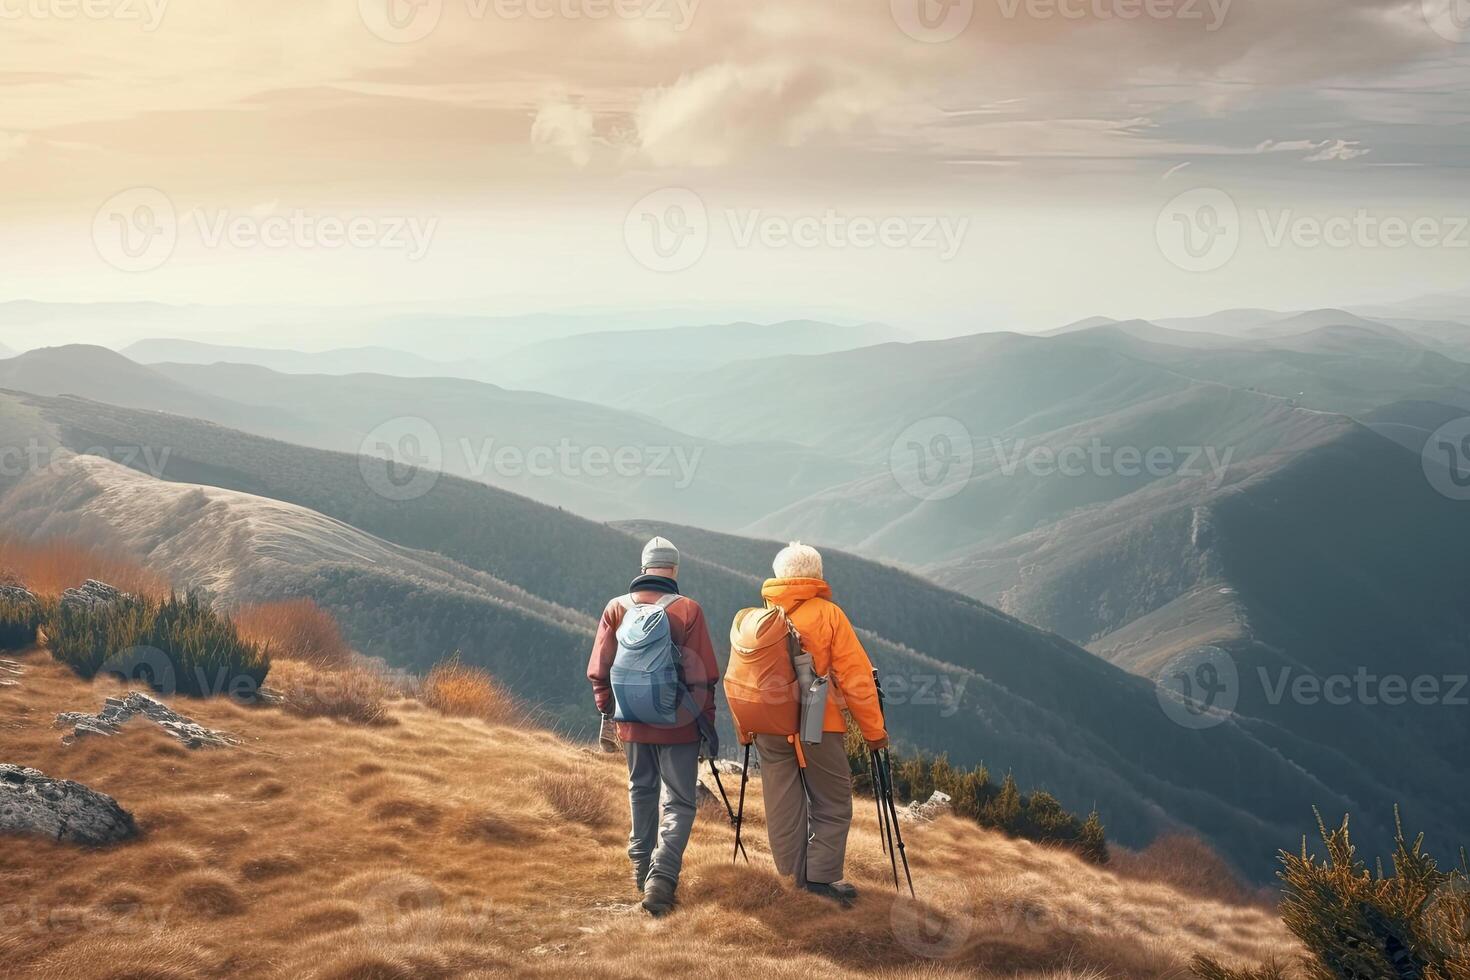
[
  {"xmin": 0, "ymin": 389, "xmax": 1403, "ymax": 877},
  {"xmin": 0, "ymin": 648, "xmax": 1295, "ymax": 979}
]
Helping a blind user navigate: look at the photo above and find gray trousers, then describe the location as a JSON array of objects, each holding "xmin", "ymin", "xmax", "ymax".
[
  {"xmin": 754, "ymin": 732, "xmax": 853, "ymax": 886},
  {"xmin": 626, "ymin": 740, "xmax": 700, "ymax": 885}
]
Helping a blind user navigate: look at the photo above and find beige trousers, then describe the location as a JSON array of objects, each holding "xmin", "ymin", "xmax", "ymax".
[{"xmin": 753, "ymin": 732, "xmax": 853, "ymax": 886}]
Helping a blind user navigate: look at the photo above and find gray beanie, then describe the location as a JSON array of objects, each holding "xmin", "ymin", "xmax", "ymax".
[{"xmin": 641, "ymin": 536, "xmax": 680, "ymax": 571}]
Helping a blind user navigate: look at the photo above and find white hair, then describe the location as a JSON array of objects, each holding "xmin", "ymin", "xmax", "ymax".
[{"xmin": 773, "ymin": 541, "xmax": 824, "ymax": 580}]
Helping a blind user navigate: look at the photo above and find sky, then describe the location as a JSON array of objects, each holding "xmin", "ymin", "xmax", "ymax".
[{"xmin": 1, "ymin": 0, "xmax": 1468, "ymax": 342}]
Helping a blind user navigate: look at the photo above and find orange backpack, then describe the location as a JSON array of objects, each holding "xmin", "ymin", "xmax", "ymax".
[{"xmin": 725, "ymin": 603, "xmax": 805, "ymax": 745}]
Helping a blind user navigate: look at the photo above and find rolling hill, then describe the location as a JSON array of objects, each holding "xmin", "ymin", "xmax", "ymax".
[
  {"xmin": 122, "ymin": 339, "xmax": 485, "ymax": 380},
  {"xmin": 487, "ymin": 319, "xmax": 906, "ymax": 405},
  {"xmin": 0, "ymin": 387, "xmax": 1445, "ymax": 877},
  {"xmin": 0, "ymin": 346, "xmax": 858, "ymax": 529},
  {"xmin": 143, "ymin": 359, "xmax": 859, "ymax": 528}
]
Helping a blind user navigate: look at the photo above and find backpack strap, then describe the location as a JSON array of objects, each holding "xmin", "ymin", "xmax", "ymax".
[{"xmin": 622, "ymin": 592, "xmax": 681, "ymax": 612}]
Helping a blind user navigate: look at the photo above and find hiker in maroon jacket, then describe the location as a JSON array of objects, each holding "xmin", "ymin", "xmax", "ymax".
[{"xmin": 587, "ymin": 536, "xmax": 719, "ymax": 917}]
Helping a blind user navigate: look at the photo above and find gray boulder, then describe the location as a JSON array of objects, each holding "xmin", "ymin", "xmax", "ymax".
[
  {"xmin": 56, "ymin": 692, "xmax": 238, "ymax": 750},
  {"xmin": 59, "ymin": 580, "xmax": 131, "ymax": 612},
  {"xmin": 0, "ymin": 584, "xmax": 37, "ymax": 605},
  {"xmin": 900, "ymin": 790, "xmax": 954, "ymax": 823},
  {"xmin": 0, "ymin": 764, "xmax": 137, "ymax": 846}
]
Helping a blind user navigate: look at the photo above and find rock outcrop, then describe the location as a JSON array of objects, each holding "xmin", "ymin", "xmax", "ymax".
[
  {"xmin": 59, "ymin": 580, "xmax": 130, "ymax": 611},
  {"xmin": 0, "ymin": 764, "xmax": 137, "ymax": 846},
  {"xmin": 0, "ymin": 584, "xmax": 37, "ymax": 605},
  {"xmin": 0, "ymin": 657, "xmax": 22, "ymax": 687},
  {"xmin": 56, "ymin": 692, "xmax": 238, "ymax": 749},
  {"xmin": 899, "ymin": 790, "xmax": 953, "ymax": 823}
]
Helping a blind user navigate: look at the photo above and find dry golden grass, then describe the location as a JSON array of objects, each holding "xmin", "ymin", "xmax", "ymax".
[
  {"xmin": 419, "ymin": 657, "xmax": 524, "ymax": 727},
  {"xmin": 266, "ymin": 659, "xmax": 399, "ymax": 727},
  {"xmin": 536, "ymin": 766, "xmax": 617, "ymax": 828},
  {"xmin": 1111, "ymin": 833, "xmax": 1276, "ymax": 909},
  {"xmin": 0, "ymin": 535, "xmax": 167, "ymax": 598},
  {"xmin": 234, "ymin": 600, "xmax": 352, "ymax": 670},
  {"xmin": 0, "ymin": 648, "xmax": 1299, "ymax": 980}
]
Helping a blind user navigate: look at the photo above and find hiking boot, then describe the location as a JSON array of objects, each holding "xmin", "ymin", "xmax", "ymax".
[
  {"xmin": 632, "ymin": 862, "xmax": 651, "ymax": 894},
  {"xmin": 803, "ymin": 880, "xmax": 857, "ymax": 907},
  {"xmin": 641, "ymin": 875, "xmax": 676, "ymax": 917}
]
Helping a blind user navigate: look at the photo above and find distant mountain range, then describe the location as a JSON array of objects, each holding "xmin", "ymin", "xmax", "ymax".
[
  {"xmin": 121, "ymin": 339, "xmax": 487, "ymax": 381},
  {"xmin": 485, "ymin": 319, "xmax": 906, "ymax": 404},
  {"xmin": 2, "ymin": 386, "xmax": 1457, "ymax": 878},
  {"xmin": 0, "ymin": 346, "xmax": 859, "ymax": 528},
  {"xmin": 2, "ymin": 300, "xmax": 1467, "ymax": 878}
]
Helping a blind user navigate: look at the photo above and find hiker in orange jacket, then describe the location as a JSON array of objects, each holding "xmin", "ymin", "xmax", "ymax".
[{"xmin": 756, "ymin": 542, "xmax": 888, "ymax": 905}]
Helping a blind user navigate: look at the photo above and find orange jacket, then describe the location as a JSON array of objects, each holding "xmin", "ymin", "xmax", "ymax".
[{"xmin": 760, "ymin": 577, "xmax": 887, "ymax": 742}]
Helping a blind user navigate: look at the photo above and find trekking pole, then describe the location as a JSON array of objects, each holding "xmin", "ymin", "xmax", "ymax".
[
  {"xmin": 868, "ymin": 751, "xmax": 889, "ymax": 856},
  {"xmin": 710, "ymin": 758, "xmax": 749, "ymax": 863},
  {"xmin": 871, "ymin": 669, "xmax": 916, "ymax": 897},
  {"xmin": 878, "ymin": 749, "xmax": 915, "ymax": 897},
  {"xmin": 732, "ymin": 742, "xmax": 751, "ymax": 865},
  {"xmin": 872, "ymin": 749, "xmax": 902, "ymax": 890}
]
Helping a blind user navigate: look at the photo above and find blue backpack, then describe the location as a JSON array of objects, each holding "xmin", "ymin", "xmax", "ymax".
[{"xmin": 610, "ymin": 594, "xmax": 688, "ymax": 727}]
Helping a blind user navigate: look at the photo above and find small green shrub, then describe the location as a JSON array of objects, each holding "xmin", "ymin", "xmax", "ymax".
[
  {"xmin": 0, "ymin": 593, "xmax": 47, "ymax": 651},
  {"xmin": 845, "ymin": 723, "xmax": 1109, "ymax": 864},
  {"xmin": 1195, "ymin": 807, "xmax": 1470, "ymax": 980},
  {"xmin": 45, "ymin": 591, "xmax": 271, "ymax": 698}
]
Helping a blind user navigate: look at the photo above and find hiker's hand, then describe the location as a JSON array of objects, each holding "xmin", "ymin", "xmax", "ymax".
[
  {"xmin": 598, "ymin": 713, "xmax": 621, "ymax": 753},
  {"xmin": 866, "ymin": 735, "xmax": 889, "ymax": 751}
]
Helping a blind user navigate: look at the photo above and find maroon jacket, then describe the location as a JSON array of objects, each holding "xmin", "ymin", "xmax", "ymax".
[{"xmin": 587, "ymin": 576, "xmax": 719, "ymax": 745}]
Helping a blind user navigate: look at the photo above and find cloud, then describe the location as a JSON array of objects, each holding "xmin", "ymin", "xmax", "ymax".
[
  {"xmin": 632, "ymin": 61, "xmax": 892, "ymax": 168},
  {"xmin": 531, "ymin": 98, "xmax": 597, "ymax": 168},
  {"xmin": 1255, "ymin": 138, "xmax": 1373, "ymax": 162},
  {"xmin": 1303, "ymin": 139, "xmax": 1372, "ymax": 162}
]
